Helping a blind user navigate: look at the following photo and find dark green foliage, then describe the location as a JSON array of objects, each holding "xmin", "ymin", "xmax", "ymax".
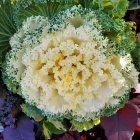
[
  {"xmin": 129, "ymin": 0, "xmax": 140, "ymax": 10},
  {"xmin": 0, "ymin": 0, "xmax": 16, "ymax": 65},
  {"xmin": 131, "ymin": 34, "xmax": 140, "ymax": 72}
]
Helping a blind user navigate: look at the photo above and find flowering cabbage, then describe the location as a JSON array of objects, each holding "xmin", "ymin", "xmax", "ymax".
[{"xmin": 2, "ymin": 5, "xmax": 138, "ymax": 124}]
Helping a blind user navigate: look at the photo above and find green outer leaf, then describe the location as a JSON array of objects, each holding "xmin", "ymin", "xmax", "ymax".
[
  {"xmin": 11, "ymin": 0, "xmax": 73, "ymax": 4},
  {"xmin": 94, "ymin": 10, "xmax": 136, "ymax": 55},
  {"xmin": 43, "ymin": 120, "xmax": 66, "ymax": 135},
  {"xmin": 21, "ymin": 103, "xmax": 44, "ymax": 122},
  {"xmin": 0, "ymin": 0, "xmax": 16, "ymax": 65},
  {"xmin": 42, "ymin": 122, "xmax": 51, "ymax": 140},
  {"xmin": 13, "ymin": 0, "xmax": 74, "ymax": 28}
]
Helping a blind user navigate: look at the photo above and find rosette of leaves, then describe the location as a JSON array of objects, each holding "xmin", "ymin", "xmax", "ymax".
[
  {"xmin": 0, "ymin": 0, "xmax": 139, "ymax": 139},
  {"xmin": 2, "ymin": 4, "xmax": 139, "ymax": 140}
]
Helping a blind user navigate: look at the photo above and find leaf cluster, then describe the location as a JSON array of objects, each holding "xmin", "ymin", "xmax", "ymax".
[{"xmin": 0, "ymin": 1, "xmax": 139, "ymax": 139}]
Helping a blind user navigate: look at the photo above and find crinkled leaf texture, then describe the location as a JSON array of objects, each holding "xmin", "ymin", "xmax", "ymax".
[
  {"xmin": 101, "ymin": 104, "xmax": 137, "ymax": 140},
  {"xmin": 13, "ymin": 0, "xmax": 74, "ymax": 28},
  {"xmin": 2, "ymin": 115, "xmax": 35, "ymax": 140}
]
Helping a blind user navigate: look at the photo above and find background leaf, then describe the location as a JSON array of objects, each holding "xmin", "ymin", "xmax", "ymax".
[
  {"xmin": 131, "ymin": 33, "xmax": 140, "ymax": 72},
  {"xmin": 0, "ymin": 0, "xmax": 16, "ymax": 65},
  {"xmin": 129, "ymin": 94, "xmax": 140, "ymax": 126},
  {"xmin": 129, "ymin": 0, "xmax": 140, "ymax": 10},
  {"xmin": 56, "ymin": 131, "xmax": 81, "ymax": 140},
  {"xmin": 101, "ymin": 104, "xmax": 137, "ymax": 140},
  {"xmin": 2, "ymin": 114, "xmax": 35, "ymax": 140},
  {"xmin": 134, "ymin": 84, "xmax": 140, "ymax": 93}
]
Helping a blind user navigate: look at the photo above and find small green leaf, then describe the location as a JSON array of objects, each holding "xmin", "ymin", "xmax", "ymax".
[
  {"xmin": 42, "ymin": 122, "xmax": 51, "ymax": 140},
  {"xmin": 93, "ymin": 118, "xmax": 100, "ymax": 125},
  {"xmin": 71, "ymin": 118, "xmax": 100, "ymax": 132},
  {"xmin": 21, "ymin": 103, "xmax": 44, "ymax": 122},
  {"xmin": 43, "ymin": 120, "xmax": 66, "ymax": 135},
  {"xmin": 42, "ymin": 120, "xmax": 66, "ymax": 139},
  {"xmin": 102, "ymin": 1, "xmax": 112, "ymax": 6}
]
